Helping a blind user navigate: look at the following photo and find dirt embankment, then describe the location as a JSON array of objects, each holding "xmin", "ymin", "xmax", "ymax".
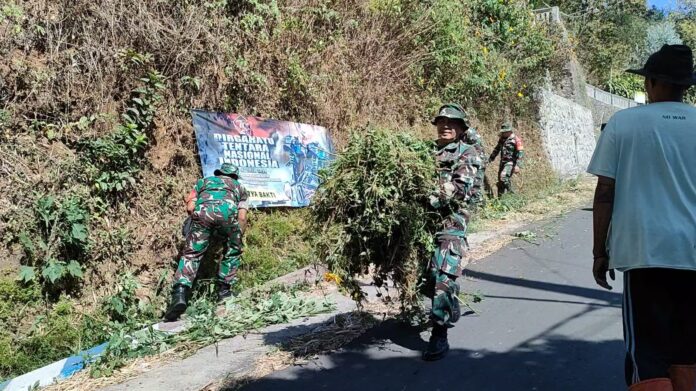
[{"xmin": 0, "ymin": 0, "xmax": 564, "ymax": 298}]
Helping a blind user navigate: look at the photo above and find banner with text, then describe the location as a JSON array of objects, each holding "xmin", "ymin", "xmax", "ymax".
[{"xmin": 191, "ymin": 109, "xmax": 333, "ymax": 208}]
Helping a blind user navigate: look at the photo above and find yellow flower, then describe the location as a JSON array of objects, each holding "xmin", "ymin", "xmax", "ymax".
[
  {"xmin": 483, "ymin": 47, "xmax": 489, "ymax": 55},
  {"xmin": 517, "ymin": 92, "xmax": 524, "ymax": 98},
  {"xmin": 324, "ymin": 272, "xmax": 343, "ymax": 285}
]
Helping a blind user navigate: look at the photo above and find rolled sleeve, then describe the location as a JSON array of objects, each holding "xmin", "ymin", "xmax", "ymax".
[{"xmin": 587, "ymin": 119, "xmax": 618, "ymax": 179}]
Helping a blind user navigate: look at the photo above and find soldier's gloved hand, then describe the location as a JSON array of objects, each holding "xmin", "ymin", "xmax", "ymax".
[{"xmin": 430, "ymin": 184, "xmax": 454, "ymax": 209}]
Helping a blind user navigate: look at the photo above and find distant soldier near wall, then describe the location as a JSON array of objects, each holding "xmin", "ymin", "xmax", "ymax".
[{"xmin": 489, "ymin": 122, "xmax": 524, "ymax": 196}]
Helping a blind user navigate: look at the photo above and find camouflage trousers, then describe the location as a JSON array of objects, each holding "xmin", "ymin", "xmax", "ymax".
[
  {"xmin": 428, "ymin": 232, "xmax": 468, "ymax": 327},
  {"xmin": 174, "ymin": 209, "xmax": 243, "ymax": 288},
  {"xmin": 497, "ymin": 162, "xmax": 514, "ymax": 196}
]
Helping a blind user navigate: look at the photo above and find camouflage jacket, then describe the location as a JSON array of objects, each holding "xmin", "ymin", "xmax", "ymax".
[
  {"xmin": 430, "ymin": 140, "xmax": 482, "ymax": 235},
  {"xmin": 490, "ymin": 133, "xmax": 524, "ymax": 166},
  {"xmin": 191, "ymin": 176, "xmax": 249, "ymax": 220},
  {"xmin": 463, "ymin": 127, "xmax": 487, "ymax": 164}
]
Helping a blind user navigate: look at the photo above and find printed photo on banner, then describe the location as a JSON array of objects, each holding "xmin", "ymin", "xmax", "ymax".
[{"xmin": 191, "ymin": 109, "xmax": 334, "ymax": 208}]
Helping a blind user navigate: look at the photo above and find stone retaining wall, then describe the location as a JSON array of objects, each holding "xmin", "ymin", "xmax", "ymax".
[{"xmin": 537, "ymin": 89, "xmax": 596, "ymax": 178}]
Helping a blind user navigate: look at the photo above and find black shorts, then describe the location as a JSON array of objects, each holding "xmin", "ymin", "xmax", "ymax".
[{"xmin": 623, "ymin": 268, "xmax": 696, "ymax": 385}]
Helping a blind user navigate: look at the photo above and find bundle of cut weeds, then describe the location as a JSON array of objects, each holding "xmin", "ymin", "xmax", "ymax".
[{"xmin": 310, "ymin": 127, "xmax": 439, "ymax": 316}]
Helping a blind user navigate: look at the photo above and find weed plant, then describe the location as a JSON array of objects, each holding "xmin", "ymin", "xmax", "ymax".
[
  {"xmin": 310, "ymin": 127, "xmax": 439, "ymax": 316},
  {"xmin": 90, "ymin": 282, "xmax": 334, "ymax": 377},
  {"xmin": 238, "ymin": 210, "xmax": 313, "ymax": 291},
  {"xmin": 0, "ymin": 272, "xmax": 333, "ymax": 380}
]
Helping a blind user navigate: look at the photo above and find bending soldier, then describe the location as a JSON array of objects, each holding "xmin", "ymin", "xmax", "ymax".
[
  {"xmin": 425, "ymin": 105, "xmax": 482, "ymax": 361},
  {"xmin": 489, "ymin": 122, "xmax": 524, "ymax": 196},
  {"xmin": 164, "ymin": 163, "xmax": 249, "ymax": 321}
]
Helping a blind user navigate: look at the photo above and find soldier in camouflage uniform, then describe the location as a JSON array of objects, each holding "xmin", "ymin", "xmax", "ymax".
[
  {"xmin": 164, "ymin": 163, "xmax": 249, "ymax": 321},
  {"xmin": 434, "ymin": 104, "xmax": 487, "ymax": 207},
  {"xmin": 463, "ymin": 126, "xmax": 487, "ymax": 206},
  {"xmin": 425, "ymin": 105, "xmax": 482, "ymax": 361},
  {"xmin": 489, "ymin": 122, "xmax": 524, "ymax": 197}
]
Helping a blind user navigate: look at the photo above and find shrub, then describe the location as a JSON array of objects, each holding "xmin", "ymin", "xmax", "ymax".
[
  {"xmin": 17, "ymin": 195, "xmax": 90, "ymax": 292},
  {"xmin": 310, "ymin": 127, "xmax": 438, "ymax": 314},
  {"xmin": 238, "ymin": 210, "xmax": 314, "ymax": 290}
]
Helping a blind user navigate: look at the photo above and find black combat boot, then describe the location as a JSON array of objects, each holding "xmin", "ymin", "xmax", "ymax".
[
  {"xmin": 164, "ymin": 284, "xmax": 189, "ymax": 322},
  {"xmin": 422, "ymin": 324, "xmax": 450, "ymax": 361},
  {"xmin": 218, "ymin": 282, "xmax": 233, "ymax": 302}
]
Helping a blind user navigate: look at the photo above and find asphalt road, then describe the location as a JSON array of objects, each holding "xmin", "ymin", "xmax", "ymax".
[{"xmin": 240, "ymin": 208, "xmax": 626, "ymax": 391}]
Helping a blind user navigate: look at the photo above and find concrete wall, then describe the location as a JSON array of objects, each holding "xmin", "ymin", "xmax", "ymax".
[
  {"xmin": 588, "ymin": 99, "xmax": 619, "ymax": 128},
  {"xmin": 537, "ymin": 89, "xmax": 596, "ymax": 178},
  {"xmin": 585, "ymin": 84, "xmax": 643, "ymax": 127}
]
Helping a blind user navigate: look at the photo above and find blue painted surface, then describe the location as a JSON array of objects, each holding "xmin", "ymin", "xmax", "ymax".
[
  {"xmin": 0, "ymin": 342, "xmax": 108, "ymax": 391},
  {"xmin": 58, "ymin": 343, "xmax": 108, "ymax": 379}
]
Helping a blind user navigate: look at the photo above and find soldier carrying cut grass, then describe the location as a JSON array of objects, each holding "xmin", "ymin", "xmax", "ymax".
[
  {"xmin": 424, "ymin": 104, "xmax": 482, "ymax": 361},
  {"xmin": 433, "ymin": 103, "xmax": 487, "ymax": 206},
  {"xmin": 164, "ymin": 163, "xmax": 249, "ymax": 321}
]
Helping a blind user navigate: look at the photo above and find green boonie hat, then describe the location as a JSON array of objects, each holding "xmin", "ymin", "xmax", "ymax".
[
  {"xmin": 214, "ymin": 163, "xmax": 240, "ymax": 178},
  {"xmin": 499, "ymin": 122, "xmax": 514, "ymax": 133},
  {"xmin": 431, "ymin": 103, "xmax": 470, "ymax": 127}
]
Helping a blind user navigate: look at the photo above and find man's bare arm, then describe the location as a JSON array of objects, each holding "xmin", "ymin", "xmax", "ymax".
[
  {"xmin": 592, "ymin": 175, "xmax": 615, "ymax": 289},
  {"xmin": 238, "ymin": 208, "xmax": 248, "ymax": 234},
  {"xmin": 593, "ymin": 176, "xmax": 615, "ymax": 258},
  {"xmin": 184, "ymin": 189, "xmax": 197, "ymax": 215}
]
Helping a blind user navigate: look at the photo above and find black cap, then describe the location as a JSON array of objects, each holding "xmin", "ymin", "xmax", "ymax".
[{"xmin": 627, "ymin": 44, "xmax": 696, "ymax": 86}]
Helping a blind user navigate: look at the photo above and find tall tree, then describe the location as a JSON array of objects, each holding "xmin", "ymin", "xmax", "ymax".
[{"xmin": 541, "ymin": 0, "xmax": 649, "ymax": 87}]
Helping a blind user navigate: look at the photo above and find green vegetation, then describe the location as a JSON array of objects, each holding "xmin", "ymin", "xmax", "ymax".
[
  {"xmin": 0, "ymin": 0, "xmax": 574, "ymax": 381},
  {"xmin": 0, "ymin": 273, "xmax": 331, "ymax": 381},
  {"xmin": 239, "ymin": 210, "xmax": 314, "ymax": 291},
  {"xmin": 0, "ymin": 208, "xmax": 317, "ymax": 380},
  {"xmin": 477, "ymin": 177, "xmax": 580, "ymax": 220},
  {"xmin": 6, "ymin": 71, "xmax": 165, "ymax": 296},
  {"xmin": 91, "ymin": 282, "xmax": 333, "ymax": 378},
  {"xmin": 415, "ymin": 0, "xmax": 556, "ymax": 111},
  {"xmin": 310, "ymin": 128, "xmax": 438, "ymax": 315},
  {"xmin": 0, "ymin": 277, "xmax": 109, "ymax": 381},
  {"xmin": 17, "ymin": 195, "xmax": 90, "ymax": 292},
  {"xmin": 541, "ymin": 0, "xmax": 696, "ymax": 100},
  {"xmin": 81, "ymin": 71, "xmax": 165, "ymax": 198}
]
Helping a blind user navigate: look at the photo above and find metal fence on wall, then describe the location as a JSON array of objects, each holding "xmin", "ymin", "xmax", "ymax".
[{"xmin": 585, "ymin": 84, "xmax": 641, "ymax": 109}]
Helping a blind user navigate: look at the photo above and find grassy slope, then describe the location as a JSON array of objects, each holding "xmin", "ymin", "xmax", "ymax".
[{"xmin": 0, "ymin": 0, "xmax": 571, "ymax": 379}]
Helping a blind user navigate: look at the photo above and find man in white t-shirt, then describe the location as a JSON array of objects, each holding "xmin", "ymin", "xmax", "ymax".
[{"xmin": 588, "ymin": 44, "xmax": 696, "ymax": 391}]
